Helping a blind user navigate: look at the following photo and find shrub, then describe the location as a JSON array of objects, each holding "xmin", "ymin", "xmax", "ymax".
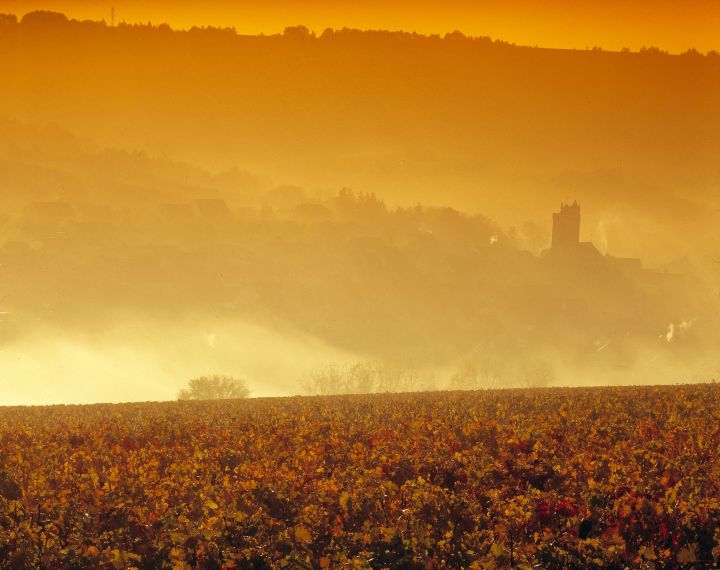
[{"xmin": 177, "ymin": 374, "xmax": 250, "ymax": 400}]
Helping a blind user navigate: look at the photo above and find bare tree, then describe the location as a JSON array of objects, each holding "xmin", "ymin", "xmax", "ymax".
[
  {"xmin": 177, "ymin": 374, "xmax": 250, "ymax": 400},
  {"xmin": 518, "ymin": 359, "xmax": 556, "ymax": 389},
  {"xmin": 301, "ymin": 361, "xmax": 434, "ymax": 395},
  {"xmin": 448, "ymin": 356, "xmax": 508, "ymax": 391}
]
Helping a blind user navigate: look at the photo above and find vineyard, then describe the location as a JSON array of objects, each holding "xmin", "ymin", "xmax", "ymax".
[{"xmin": 1, "ymin": 385, "xmax": 720, "ymax": 569}]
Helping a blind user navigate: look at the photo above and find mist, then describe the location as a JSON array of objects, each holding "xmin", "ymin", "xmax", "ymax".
[
  {"xmin": 1, "ymin": 113, "xmax": 718, "ymax": 405},
  {"xmin": 0, "ymin": 316, "xmax": 359, "ymax": 405}
]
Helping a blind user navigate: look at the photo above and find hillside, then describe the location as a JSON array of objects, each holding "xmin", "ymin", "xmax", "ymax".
[
  {"xmin": 1, "ymin": 14, "xmax": 719, "ymax": 402},
  {"xmin": 1, "ymin": 13, "xmax": 719, "ymax": 266}
]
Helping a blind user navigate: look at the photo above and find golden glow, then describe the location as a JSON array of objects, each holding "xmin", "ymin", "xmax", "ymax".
[{"xmin": 0, "ymin": 5, "xmax": 718, "ymax": 404}]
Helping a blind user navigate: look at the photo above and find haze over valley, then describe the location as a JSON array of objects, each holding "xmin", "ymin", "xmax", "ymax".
[{"xmin": 0, "ymin": 12, "xmax": 719, "ymax": 403}]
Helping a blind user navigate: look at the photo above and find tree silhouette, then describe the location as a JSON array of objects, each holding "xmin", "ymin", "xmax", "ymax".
[{"xmin": 177, "ymin": 375, "xmax": 250, "ymax": 400}]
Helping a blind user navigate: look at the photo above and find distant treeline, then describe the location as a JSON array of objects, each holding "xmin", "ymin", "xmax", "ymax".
[{"xmin": 2, "ymin": 10, "xmax": 719, "ymax": 57}]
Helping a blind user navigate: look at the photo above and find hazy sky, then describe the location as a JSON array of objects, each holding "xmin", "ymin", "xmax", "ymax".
[{"xmin": 3, "ymin": 0, "xmax": 719, "ymax": 53}]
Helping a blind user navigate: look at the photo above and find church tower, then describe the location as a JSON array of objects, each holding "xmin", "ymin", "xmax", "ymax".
[{"xmin": 551, "ymin": 201, "xmax": 580, "ymax": 248}]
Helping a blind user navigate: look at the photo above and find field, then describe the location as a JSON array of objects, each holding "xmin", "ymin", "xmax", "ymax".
[{"xmin": 1, "ymin": 385, "xmax": 720, "ymax": 569}]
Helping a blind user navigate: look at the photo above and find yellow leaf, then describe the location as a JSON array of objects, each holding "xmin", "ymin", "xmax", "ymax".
[
  {"xmin": 639, "ymin": 546, "xmax": 656, "ymax": 560},
  {"xmin": 339, "ymin": 492, "xmax": 351, "ymax": 510},
  {"xmin": 295, "ymin": 525, "xmax": 312, "ymax": 544},
  {"xmin": 490, "ymin": 542, "xmax": 505, "ymax": 558},
  {"xmin": 665, "ymin": 487, "xmax": 677, "ymax": 505},
  {"xmin": 382, "ymin": 526, "xmax": 397, "ymax": 540},
  {"xmin": 86, "ymin": 545, "xmax": 100, "ymax": 556}
]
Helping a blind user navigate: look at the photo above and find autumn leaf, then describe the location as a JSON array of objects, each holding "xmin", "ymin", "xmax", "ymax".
[
  {"xmin": 677, "ymin": 545, "xmax": 697, "ymax": 564},
  {"xmin": 294, "ymin": 525, "xmax": 312, "ymax": 544},
  {"xmin": 1, "ymin": 385, "xmax": 719, "ymax": 567},
  {"xmin": 339, "ymin": 492, "xmax": 351, "ymax": 510}
]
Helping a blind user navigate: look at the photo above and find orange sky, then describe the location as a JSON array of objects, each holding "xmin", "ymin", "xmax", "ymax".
[{"xmin": 3, "ymin": 0, "xmax": 719, "ymax": 53}]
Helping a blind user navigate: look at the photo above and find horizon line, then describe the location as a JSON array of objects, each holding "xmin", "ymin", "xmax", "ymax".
[{"xmin": 4, "ymin": 10, "xmax": 718, "ymax": 57}]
